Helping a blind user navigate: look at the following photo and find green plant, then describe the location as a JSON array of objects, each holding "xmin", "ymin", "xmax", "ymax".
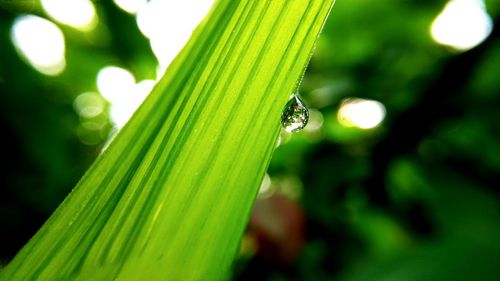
[{"xmin": 0, "ymin": 0, "xmax": 335, "ymax": 280}]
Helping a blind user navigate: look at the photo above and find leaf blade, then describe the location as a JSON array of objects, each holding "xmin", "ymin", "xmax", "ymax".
[{"xmin": 1, "ymin": 1, "xmax": 335, "ymax": 280}]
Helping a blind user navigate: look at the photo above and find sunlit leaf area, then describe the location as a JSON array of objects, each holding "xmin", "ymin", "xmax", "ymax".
[{"xmin": 1, "ymin": 0, "xmax": 500, "ymax": 280}]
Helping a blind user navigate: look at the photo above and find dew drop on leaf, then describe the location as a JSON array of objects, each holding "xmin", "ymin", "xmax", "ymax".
[{"xmin": 281, "ymin": 94, "xmax": 309, "ymax": 133}]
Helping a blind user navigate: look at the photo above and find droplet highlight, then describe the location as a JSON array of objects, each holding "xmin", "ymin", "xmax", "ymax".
[{"xmin": 281, "ymin": 94, "xmax": 309, "ymax": 133}]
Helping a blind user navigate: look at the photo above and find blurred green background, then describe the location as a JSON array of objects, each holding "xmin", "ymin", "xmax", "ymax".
[{"xmin": 1, "ymin": 0, "xmax": 499, "ymax": 280}]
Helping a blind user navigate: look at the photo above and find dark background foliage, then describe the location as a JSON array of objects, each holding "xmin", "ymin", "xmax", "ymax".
[{"xmin": 1, "ymin": 1, "xmax": 499, "ymax": 280}]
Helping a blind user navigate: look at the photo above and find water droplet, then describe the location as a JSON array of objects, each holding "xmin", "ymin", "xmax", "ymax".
[{"xmin": 281, "ymin": 94, "xmax": 309, "ymax": 132}]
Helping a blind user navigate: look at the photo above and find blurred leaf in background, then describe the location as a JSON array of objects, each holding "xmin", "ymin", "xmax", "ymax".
[
  {"xmin": 1, "ymin": 0, "xmax": 499, "ymax": 280},
  {"xmin": 234, "ymin": 0, "xmax": 500, "ymax": 280}
]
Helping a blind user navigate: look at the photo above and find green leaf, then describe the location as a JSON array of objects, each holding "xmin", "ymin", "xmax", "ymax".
[{"xmin": 0, "ymin": 1, "xmax": 335, "ymax": 280}]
